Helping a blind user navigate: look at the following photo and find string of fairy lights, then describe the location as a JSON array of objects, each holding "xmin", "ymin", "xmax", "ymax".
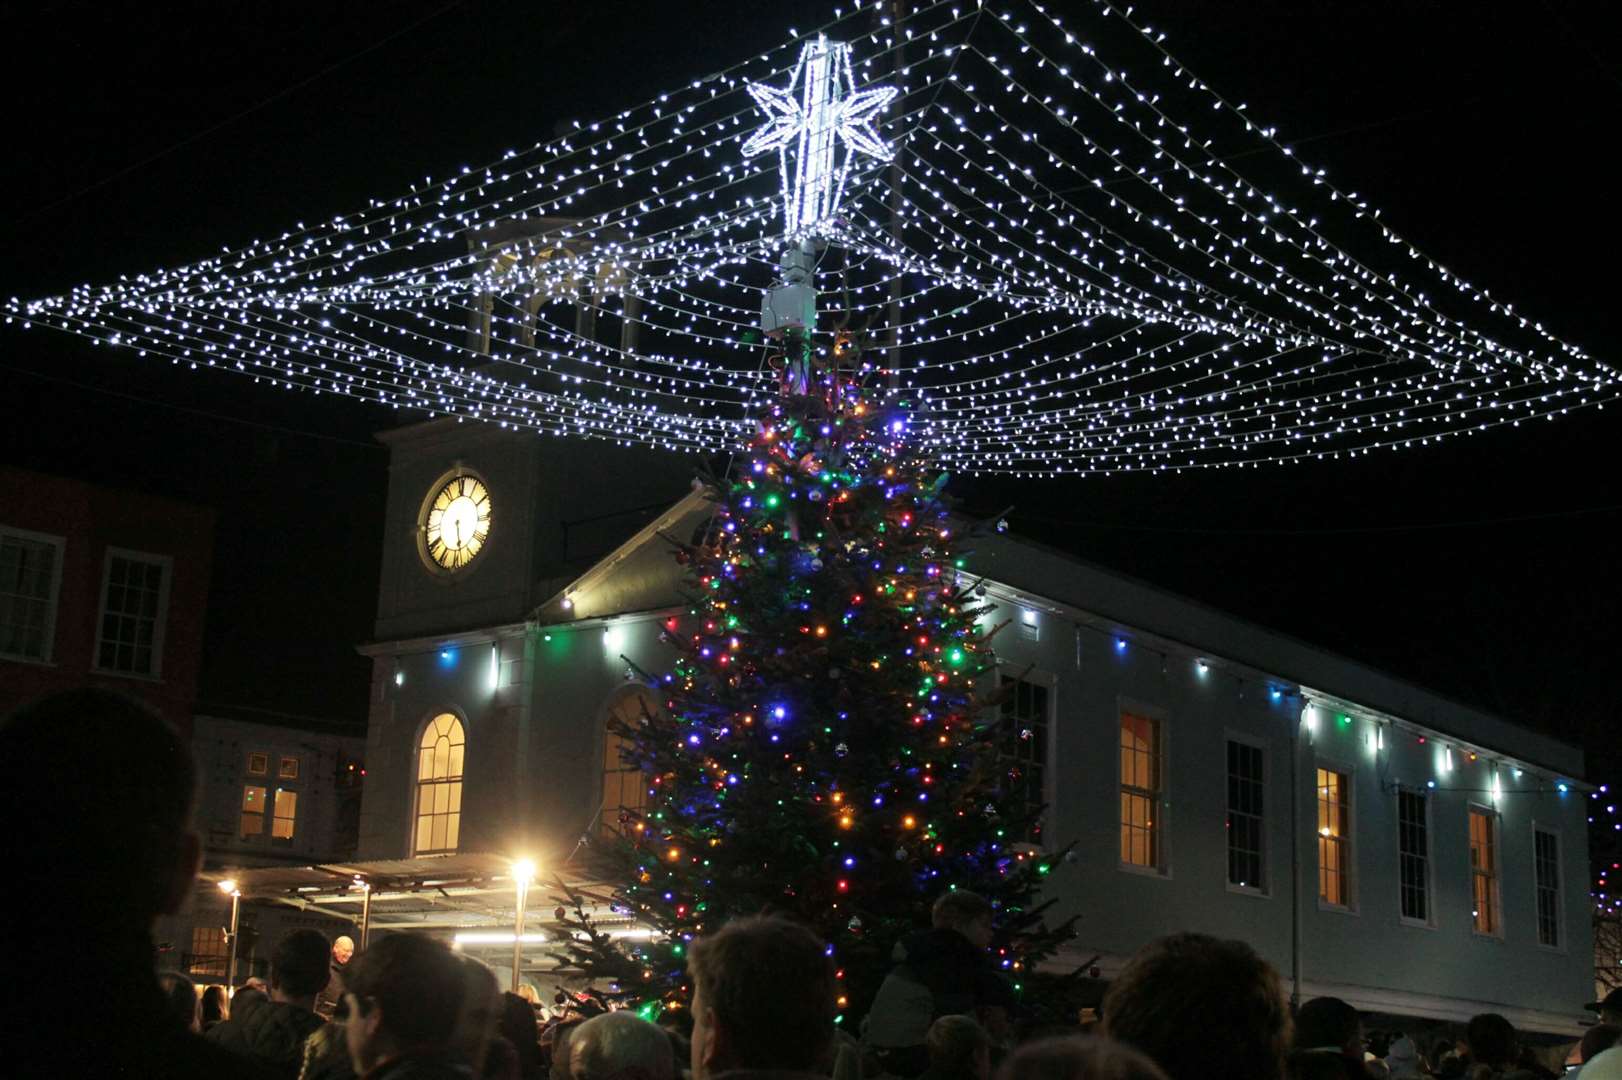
[{"xmin": 6, "ymin": 0, "xmax": 1617, "ymax": 472}]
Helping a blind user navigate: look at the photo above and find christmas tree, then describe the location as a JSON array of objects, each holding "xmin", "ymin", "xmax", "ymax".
[{"xmin": 552, "ymin": 343, "xmax": 1078, "ymax": 1026}]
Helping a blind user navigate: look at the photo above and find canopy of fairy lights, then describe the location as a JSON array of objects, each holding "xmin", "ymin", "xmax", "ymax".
[{"xmin": 8, "ymin": 0, "xmax": 1617, "ymax": 474}]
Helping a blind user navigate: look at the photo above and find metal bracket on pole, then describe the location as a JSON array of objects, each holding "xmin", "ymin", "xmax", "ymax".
[{"xmin": 762, "ymin": 240, "xmax": 819, "ymax": 395}]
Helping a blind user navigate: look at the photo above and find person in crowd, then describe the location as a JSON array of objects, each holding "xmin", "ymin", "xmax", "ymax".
[
  {"xmin": 865, "ymin": 890, "xmax": 1018, "ymax": 1077},
  {"xmin": 300, "ymin": 1019, "xmax": 358, "ymax": 1080},
  {"xmin": 921, "ymin": 1015, "xmax": 992, "ymax": 1080},
  {"xmin": 317, "ymin": 935, "xmax": 357, "ymax": 1020},
  {"xmin": 0, "ymin": 689, "xmax": 277, "ymax": 1077},
  {"xmin": 1292, "ymin": 996, "xmax": 1365, "ymax": 1080},
  {"xmin": 687, "ymin": 914, "xmax": 837, "ymax": 1080},
  {"xmin": 1581, "ymin": 1047, "xmax": 1622, "ymax": 1080},
  {"xmin": 547, "ymin": 1019, "xmax": 585, "ymax": 1080},
  {"xmin": 160, "ymin": 972, "xmax": 202, "ymax": 1032},
  {"xmin": 1590, "ymin": 990, "xmax": 1622, "ymax": 1029},
  {"xmin": 1101, "ymin": 931, "xmax": 1290, "ymax": 1080},
  {"xmin": 567, "ymin": 1010, "xmax": 674, "ymax": 1080},
  {"xmin": 233, "ymin": 986, "xmax": 271, "ymax": 1027},
  {"xmin": 993, "ymin": 1035, "xmax": 1169, "ymax": 1080},
  {"xmin": 202, "ymin": 983, "xmax": 231, "ymax": 1029},
  {"xmin": 207, "ymin": 928, "xmax": 334, "ymax": 1078},
  {"xmin": 1383, "ymin": 1033, "xmax": 1422, "ymax": 1080},
  {"xmin": 247, "ymin": 976, "xmax": 273, "ymax": 995},
  {"xmin": 1578, "ymin": 1026, "xmax": 1622, "ymax": 1076},
  {"xmin": 500, "ymin": 992, "xmax": 544, "ymax": 1079},
  {"xmin": 1462, "ymin": 1014, "xmax": 1536, "ymax": 1080},
  {"xmin": 455, "ymin": 955, "xmax": 519, "ymax": 1079},
  {"xmin": 343, "ymin": 933, "xmax": 470, "ymax": 1079}
]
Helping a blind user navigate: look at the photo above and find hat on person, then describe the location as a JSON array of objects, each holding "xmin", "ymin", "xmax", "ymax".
[{"xmin": 1589, "ymin": 988, "xmax": 1622, "ymax": 1014}]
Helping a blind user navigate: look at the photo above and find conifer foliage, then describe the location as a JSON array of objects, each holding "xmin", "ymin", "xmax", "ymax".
[{"xmin": 552, "ymin": 368, "xmax": 1077, "ymax": 1024}]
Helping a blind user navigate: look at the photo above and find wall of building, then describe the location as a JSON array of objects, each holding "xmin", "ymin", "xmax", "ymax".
[
  {"xmin": 979, "ymin": 591, "xmax": 1592, "ymax": 1032},
  {"xmin": 0, "ymin": 466, "xmax": 213, "ymax": 733},
  {"xmin": 191, "ymin": 712, "xmax": 367, "ymax": 866}
]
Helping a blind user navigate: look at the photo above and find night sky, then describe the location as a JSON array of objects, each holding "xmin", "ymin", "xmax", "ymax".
[{"xmin": 3, "ymin": 1, "xmax": 1618, "ymax": 788}]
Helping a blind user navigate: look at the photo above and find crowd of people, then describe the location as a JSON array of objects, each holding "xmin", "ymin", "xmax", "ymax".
[{"xmin": 5, "ymin": 687, "xmax": 1620, "ymax": 1079}]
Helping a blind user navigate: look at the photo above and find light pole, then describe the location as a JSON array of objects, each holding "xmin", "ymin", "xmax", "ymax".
[
  {"xmin": 217, "ymin": 879, "xmax": 242, "ymax": 991},
  {"xmin": 356, "ymin": 877, "xmax": 372, "ymax": 950},
  {"xmin": 510, "ymin": 858, "xmax": 536, "ymax": 993}
]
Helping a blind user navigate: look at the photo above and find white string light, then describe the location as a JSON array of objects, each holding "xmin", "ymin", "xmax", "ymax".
[{"xmin": 6, "ymin": 0, "xmax": 1614, "ymax": 474}]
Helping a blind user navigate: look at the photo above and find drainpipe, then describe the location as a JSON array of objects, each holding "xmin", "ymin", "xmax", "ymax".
[{"xmin": 1290, "ymin": 693, "xmax": 1308, "ymax": 1010}]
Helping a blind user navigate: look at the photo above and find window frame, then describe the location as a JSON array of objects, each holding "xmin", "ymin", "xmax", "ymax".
[
  {"xmin": 91, "ymin": 546, "xmax": 173, "ymax": 680},
  {"xmin": 240, "ymin": 784, "xmax": 268, "ymax": 839},
  {"xmin": 412, "ymin": 710, "xmax": 468, "ymax": 857},
  {"xmin": 599, "ymin": 683, "xmax": 660, "ymax": 838},
  {"xmin": 1531, "ymin": 823, "xmax": 1564, "ymax": 952},
  {"xmin": 1118, "ymin": 698, "xmax": 1170, "ymax": 877},
  {"xmin": 1468, "ymin": 802, "xmax": 1504, "ymax": 939},
  {"xmin": 270, "ymin": 787, "xmax": 298, "ymax": 843},
  {"xmin": 1223, "ymin": 730, "xmax": 1269, "ymax": 896},
  {"xmin": 1314, "ymin": 760, "xmax": 1357, "ymax": 913},
  {"xmin": 278, "ymin": 755, "xmax": 300, "ymax": 780},
  {"xmin": 0, "ymin": 525, "xmax": 66, "ymax": 664},
  {"xmin": 997, "ymin": 669, "xmax": 1056, "ymax": 842},
  {"xmin": 1395, "ymin": 787, "xmax": 1435, "ymax": 929},
  {"xmin": 246, "ymin": 752, "xmax": 269, "ymax": 777},
  {"xmin": 188, "ymin": 925, "xmax": 230, "ymax": 978}
]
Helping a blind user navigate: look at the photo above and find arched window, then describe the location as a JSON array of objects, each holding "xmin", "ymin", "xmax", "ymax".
[
  {"xmin": 601, "ymin": 687, "xmax": 658, "ymax": 838},
  {"xmin": 414, "ymin": 713, "xmax": 465, "ymax": 856}
]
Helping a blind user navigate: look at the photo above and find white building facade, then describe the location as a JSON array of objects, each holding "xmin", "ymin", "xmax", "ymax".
[{"xmin": 354, "ymin": 420, "xmax": 1593, "ymax": 1036}]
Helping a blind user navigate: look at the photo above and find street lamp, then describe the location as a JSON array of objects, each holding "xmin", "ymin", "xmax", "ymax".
[
  {"xmin": 510, "ymin": 858, "xmax": 536, "ymax": 993},
  {"xmin": 217, "ymin": 879, "xmax": 242, "ymax": 990}
]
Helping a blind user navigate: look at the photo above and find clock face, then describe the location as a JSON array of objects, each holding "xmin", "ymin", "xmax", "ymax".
[{"xmin": 423, "ymin": 475, "xmax": 491, "ymax": 571}]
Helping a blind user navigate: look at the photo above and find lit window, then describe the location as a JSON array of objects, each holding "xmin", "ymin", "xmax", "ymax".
[
  {"xmin": 1120, "ymin": 712, "xmax": 1163, "ymax": 869},
  {"xmin": 1397, "ymin": 790, "xmax": 1430, "ymax": 923},
  {"xmin": 94, "ymin": 549, "xmax": 170, "ymax": 677},
  {"xmin": 278, "ymin": 756, "xmax": 299, "ymax": 780},
  {"xmin": 0, "ymin": 527, "xmax": 64, "ymax": 662},
  {"xmin": 188, "ymin": 926, "xmax": 229, "ymax": 978},
  {"xmin": 1316, "ymin": 768, "xmax": 1352, "ymax": 906},
  {"xmin": 601, "ymin": 687, "xmax": 659, "ymax": 837},
  {"xmin": 1470, "ymin": 807, "xmax": 1502, "ymax": 935},
  {"xmin": 1226, "ymin": 740, "xmax": 1265, "ymax": 891},
  {"xmin": 246, "ymin": 752, "xmax": 268, "ymax": 776},
  {"xmin": 414, "ymin": 713, "xmax": 465, "ymax": 855},
  {"xmin": 999, "ymin": 676, "xmax": 1050, "ymax": 840},
  {"xmin": 1534, "ymin": 828, "xmax": 1561, "ymax": 948},
  {"xmin": 272, "ymin": 789, "xmax": 298, "ymax": 841},
  {"xmin": 240, "ymin": 785, "xmax": 266, "ymax": 838}
]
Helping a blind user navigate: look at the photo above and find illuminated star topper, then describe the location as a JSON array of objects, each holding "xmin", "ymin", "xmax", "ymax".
[{"xmin": 742, "ymin": 35, "xmax": 898, "ymax": 238}]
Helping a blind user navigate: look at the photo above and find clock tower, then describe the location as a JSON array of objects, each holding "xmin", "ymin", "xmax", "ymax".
[{"xmin": 356, "ymin": 217, "xmax": 704, "ymax": 862}]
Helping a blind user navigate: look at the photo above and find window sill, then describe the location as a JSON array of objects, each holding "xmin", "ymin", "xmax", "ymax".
[
  {"xmin": 0, "ymin": 652, "xmax": 55, "ymax": 666},
  {"xmin": 1118, "ymin": 862, "xmax": 1171, "ymax": 880},
  {"xmin": 1316, "ymin": 900, "xmax": 1359, "ymax": 916},
  {"xmin": 1533, "ymin": 940, "xmax": 1567, "ymax": 955},
  {"xmin": 1226, "ymin": 883, "xmax": 1271, "ymax": 899},
  {"xmin": 91, "ymin": 666, "xmax": 165, "ymax": 684},
  {"xmin": 1470, "ymin": 929, "xmax": 1506, "ymax": 943},
  {"xmin": 1398, "ymin": 916, "xmax": 1436, "ymax": 931}
]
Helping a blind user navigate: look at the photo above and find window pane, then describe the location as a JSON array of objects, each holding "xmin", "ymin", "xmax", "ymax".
[
  {"xmin": 1469, "ymin": 808, "xmax": 1501, "ymax": 934},
  {"xmin": 1120, "ymin": 714, "xmax": 1163, "ymax": 869},
  {"xmin": 272, "ymin": 790, "xmax": 297, "ymax": 840},
  {"xmin": 278, "ymin": 757, "xmax": 299, "ymax": 780},
  {"xmin": 0, "ymin": 534, "xmax": 58, "ymax": 660},
  {"xmin": 240, "ymin": 786, "xmax": 265, "ymax": 837},
  {"xmin": 1398, "ymin": 791, "xmax": 1429, "ymax": 922},
  {"xmin": 1226, "ymin": 740, "xmax": 1265, "ymax": 890},
  {"xmin": 1316, "ymin": 769, "xmax": 1351, "ymax": 905},
  {"xmin": 96, "ymin": 554, "xmax": 166, "ymax": 675}
]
